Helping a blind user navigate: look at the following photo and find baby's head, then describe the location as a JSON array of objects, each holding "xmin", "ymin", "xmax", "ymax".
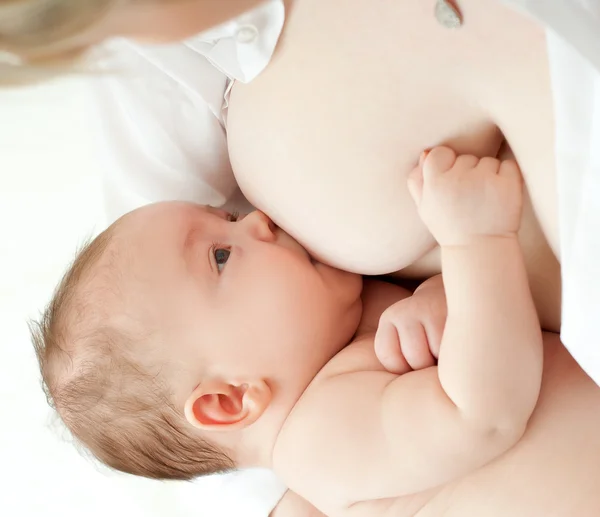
[
  {"xmin": 0, "ymin": 0, "xmax": 264, "ymax": 84},
  {"xmin": 32, "ymin": 201, "xmax": 362, "ymax": 479}
]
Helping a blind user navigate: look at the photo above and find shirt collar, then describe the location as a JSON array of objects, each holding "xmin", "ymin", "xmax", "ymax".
[{"xmin": 185, "ymin": 0, "xmax": 284, "ymax": 83}]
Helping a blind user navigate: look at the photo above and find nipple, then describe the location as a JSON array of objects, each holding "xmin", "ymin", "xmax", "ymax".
[{"xmin": 435, "ymin": 0, "xmax": 463, "ymax": 29}]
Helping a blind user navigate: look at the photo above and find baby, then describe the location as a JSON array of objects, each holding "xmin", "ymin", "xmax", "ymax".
[{"xmin": 32, "ymin": 151, "xmax": 543, "ymax": 516}]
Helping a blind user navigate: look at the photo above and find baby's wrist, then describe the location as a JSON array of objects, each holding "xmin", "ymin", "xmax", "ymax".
[
  {"xmin": 413, "ymin": 274, "xmax": 444, "ymax": 295},
  {"xmin": 438, "ymin": 232, "xmax": 519, "ymax": 250}
]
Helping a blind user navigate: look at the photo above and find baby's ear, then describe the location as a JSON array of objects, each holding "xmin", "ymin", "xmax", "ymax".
[{"xmin": 184, "ymin": 379, "xmax": 271, "ymax": 431}]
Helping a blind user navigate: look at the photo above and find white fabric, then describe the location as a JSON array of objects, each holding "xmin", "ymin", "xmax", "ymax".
[
  {"xmin": 91, "ymin": 0, "xmax": 600, "ymax": 515},
  {"xmin": 172, "ymin": 469, "xmax": 287, "ymax": 517},
  {"xmin": 503, "ymin": 0, "xmax": 600, "ymax": 385},
  {"xmin": 92, "ymin": 0, "xmax": 283, "ymax": 222},
  {"xmin": 549, "ymin": 26, "xmax": 600, "ymax": 386},
  {"xmin": 214, "ymin": 469, "xmax": 288, "ymax": 517}
]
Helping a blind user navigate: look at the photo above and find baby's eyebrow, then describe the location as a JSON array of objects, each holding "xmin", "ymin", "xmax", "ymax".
[
  {"xmin": 205, "ymin": 206, "xmax": 230, "ymax": 219},
  {"xmin": 181, "ymin": 221, "xmax": 216, "ymax": 278},
  {"xmin": 183, "ymin": 227, "xmax": 200, "ymax": 251}
]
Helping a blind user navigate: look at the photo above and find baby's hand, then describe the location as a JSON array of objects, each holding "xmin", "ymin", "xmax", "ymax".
[
  {"xmin": 408, "ymin": 147, "xmax": 523, "ymax": 246},
  {"xmin": 374, "ymin": 275, "xmax": 447, "ymax": 374}
]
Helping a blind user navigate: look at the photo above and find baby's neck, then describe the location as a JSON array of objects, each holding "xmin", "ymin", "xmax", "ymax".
[
  {"xmin": 230, "ymin": 281, "xmax": 409, "ymax": 470},
  {"xmin": 252, "ymin": 281, "xmax": 411, "ymax": 469},
  {"xmin": 228, "ymin": 369, "xmax": 340, "ymax": 470}
]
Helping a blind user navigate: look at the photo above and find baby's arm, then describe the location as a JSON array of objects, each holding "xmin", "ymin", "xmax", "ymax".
[
  {"xmin": 409, "ymin": 147, "xmax": 543, "ymax": 427},
  {"xmin": 379, "ymin": 148, "xmax": 543, "ymax": 490},
  {"xmin": 283, "ymin": 148, "xmax": 542, "ymax": 509},
  {"xmin": 435, "ymin": 229, "xmax": 541, "ymax": 425}
]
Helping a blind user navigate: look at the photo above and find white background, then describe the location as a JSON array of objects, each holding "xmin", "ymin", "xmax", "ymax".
[{"xmin": 0, "ymin": 78, "xmax": 237, "ymax": 517}]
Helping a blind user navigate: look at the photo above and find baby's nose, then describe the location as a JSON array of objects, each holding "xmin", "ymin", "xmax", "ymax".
[{"xmin": 239, "ymin": 211, "xmax": 277, "ymax": 242}]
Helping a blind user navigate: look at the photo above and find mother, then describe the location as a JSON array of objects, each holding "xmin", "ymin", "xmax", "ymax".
[
  {"xmin": 223, "ymin": 2, "xmax": 600, "ymax": 514},
  {"xmin": 4, "ymin": 0, "xmax": 600, "ymax": 516},
  {"xmin": 230, "ymin": 0, "xmax": 561, "ymax": 322}
]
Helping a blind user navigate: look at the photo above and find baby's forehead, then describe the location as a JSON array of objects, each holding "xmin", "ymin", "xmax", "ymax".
[
  {"xmin": 77, "ymin": 246, "xmax": 152, "ymax": 340},
  {"xmin": 127, "ymin": 201, "xmax": 211, "ymax": 224},
  {"xmin": 111, "ymin": 203, "xmax": 207, "ymax": 244},
  {"xmin": 87, "ymin": 202, "xmax": 201, "ymax": 292},
  {"xmin": 94, "ymin": 201, "xmax": 221, "ymax": 289},
  {"xmin": 114, "ymin": 201, "xmax": 229, "ymax": 252}
]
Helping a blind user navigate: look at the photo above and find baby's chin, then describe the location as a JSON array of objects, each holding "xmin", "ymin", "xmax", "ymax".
[
  {"xmin": 314, "ymin": 259, "xmax": 362, "ymax": 292},
  {"xmin": 313, "ymin": 261, "xmax": 364, "ymax": 331},
  {"xmin": 275, "ymin": 226, "xmax": 362, "ymax": 299}
]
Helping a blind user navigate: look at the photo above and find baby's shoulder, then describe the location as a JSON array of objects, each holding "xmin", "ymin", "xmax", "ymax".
[
  {"xmin": 273, "ymin": 366, "xmax": 389, "ymax": 514},
  {"xmin": 273, "ymin": 336, "xmax": 394, "ymax": 511},
  {"xmin": 272, "ymin": 281, "xmax": 410, "ymax": 510}
]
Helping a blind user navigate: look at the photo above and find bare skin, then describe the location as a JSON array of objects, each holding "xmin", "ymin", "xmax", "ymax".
[
  {"xmin": 227, "ymin": 0, "xmax": 561, "ymax": 330},
  {"xmin": 76, "ymin": 0, "xmax": 266, "ymax": 46},
  {"xmin": 68, "ymin": 1, "xmax": 579, "ymax": 514},
  {"xmin": 288, "ymin": 283, "xmax": 600, "ymax": 517},
  {"xmin": 272, "ymin": 284, "xmax": 600, "ymax": 517},
  {"xmin": 269, "ymin": 153, "xmax": 549, "ymax": 517},
  {"xmin": 412, "ymin": 335, "xmax": 600, "ymax": 517}
]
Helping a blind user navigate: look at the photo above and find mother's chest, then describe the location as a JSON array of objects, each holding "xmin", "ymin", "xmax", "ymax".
[{"xmin": 227, "ymin": 4, "xmax": 499, "ymax": 271}]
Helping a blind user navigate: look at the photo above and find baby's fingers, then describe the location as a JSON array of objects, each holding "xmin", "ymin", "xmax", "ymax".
[
  {"xmin": 477, "ymin": 156, "xmax": 501, "ymax": 174},
  {"xmin": 498, "ymin": 159, "xmax": 522, "ymax": 182},
  {"xmin": 375, "ymin": 320, "xmax": 412, "ymax": 374},
  {"xmin": 399, "ymin": 320, "xmax": 437, "ymax": 371},
  {"xmin": 422, "ymin": 146, "xmax": 457, "ymax": 181}
]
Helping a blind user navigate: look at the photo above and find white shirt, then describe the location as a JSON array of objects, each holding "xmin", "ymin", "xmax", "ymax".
[
  {"xmin": 92, "ymin": 0, "xmax": 600, "ymax": 514},
  {"xmin": 503, "ymin": 0, "xmax": 600, "ymax": 385},
  {"xmin": 92, "ymin": 0, "xmax": 284, "ymax": 223}
]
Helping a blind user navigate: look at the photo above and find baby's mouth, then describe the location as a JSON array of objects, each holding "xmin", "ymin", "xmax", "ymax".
[
  {"xmin": 267, "ymin": 218, "xmax": 277, "ymax": 233},
  {"xmin": 273, "ymin": 225, "xmax": 315, "ymax": 264}
]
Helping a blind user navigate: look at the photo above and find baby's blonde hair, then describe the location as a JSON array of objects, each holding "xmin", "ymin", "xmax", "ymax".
[
  {"xmin": 0, "ymin": 0, "xmax": 121, "ymax": 84},
  {"xmin": 30, "ymin": 223, "xmax": 234, "ymax": 480}
]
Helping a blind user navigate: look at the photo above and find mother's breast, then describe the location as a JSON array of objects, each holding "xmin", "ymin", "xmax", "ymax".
[{"xmin": 227, "ymin": 0, "xmax": 502, "ymax": 274}]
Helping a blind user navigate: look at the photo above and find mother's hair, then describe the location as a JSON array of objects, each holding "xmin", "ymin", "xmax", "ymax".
[{"xmin": 0, "ymin": 0, "xmax": 119, "ymax": 84}]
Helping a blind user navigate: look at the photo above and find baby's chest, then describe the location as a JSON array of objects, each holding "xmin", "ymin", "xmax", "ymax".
[{"xmin": 274, "ymin": 339, "xmax": 384, "ymax": 507}]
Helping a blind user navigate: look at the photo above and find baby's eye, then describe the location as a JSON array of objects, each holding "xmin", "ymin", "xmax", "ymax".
[
  {"xmin": 227, "ymin": 211, "xmax": 239, "ymax": 222},
  {"xmin": 214, "ymin": 247, "xmax": 231, "ymax": 272}
]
